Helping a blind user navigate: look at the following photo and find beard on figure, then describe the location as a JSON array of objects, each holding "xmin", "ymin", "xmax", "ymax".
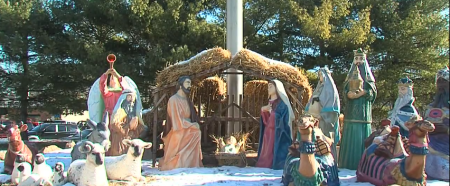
[{"xmin": 388, "ymin": 77, "xmax": 419, "ymax": 137}]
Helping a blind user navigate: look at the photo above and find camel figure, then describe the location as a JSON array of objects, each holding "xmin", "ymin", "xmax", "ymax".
[
  {"xmin": 282, "ymin": 114, "xmax": 340, "ymax": 186},
  {"xmin": 356, "ymin": 116, "xmax": 435, "ymax": 186}
]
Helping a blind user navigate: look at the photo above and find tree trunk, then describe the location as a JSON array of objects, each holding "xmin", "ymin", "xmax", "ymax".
[{"xmin": 19, "ymin": 52, "xmax": 29, "ymax": 123}]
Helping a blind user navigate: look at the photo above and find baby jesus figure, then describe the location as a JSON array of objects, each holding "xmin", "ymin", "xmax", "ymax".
[{"xmin": 218, "ymin": 136, "xmax": 243, "ymax": 153}]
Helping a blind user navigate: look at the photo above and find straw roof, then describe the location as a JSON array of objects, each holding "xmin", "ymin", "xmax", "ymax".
[{"xmin": 154, "ymin": 48, "xmax": 312, "ymax": 105}]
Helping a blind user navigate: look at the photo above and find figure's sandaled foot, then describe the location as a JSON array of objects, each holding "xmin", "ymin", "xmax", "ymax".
[
  {"xmin": 401, "ymin": 137, "xmax": 410, "ymax": 154},
  {"xmin": 315, "ymin": 137, "xmax": 331, "ymax": 156},
  {"xmin": 122, "ymin": 176, "xmax": 137, "ymax": 182}
]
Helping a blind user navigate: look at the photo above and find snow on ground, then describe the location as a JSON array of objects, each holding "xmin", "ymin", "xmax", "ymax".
[{"xmin": 0, "ymin": 148, "xmax": 448, "ymax": 186}]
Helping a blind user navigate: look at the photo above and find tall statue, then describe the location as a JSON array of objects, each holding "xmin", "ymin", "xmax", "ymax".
[
  {"xmin": 424, "ymin": 66, "xmax": 449, "ymax": 181},
  {"xmin": 87, "ymin": 54, "xmax": 145, "ymax": 156},
  {"xmin": 109, "ymin": 89, "xmax": 148, "ymax": 156},
  {"xmin": 159, "ymin": 76, "xmax": 203, "ymax": 171},
  {"xmin": 256, "ymin": 79, "xmax": 294, "ymax": 170},
  {"xmin": 387, "ymin": 77, "xmax": 419, "ymax": 137},
  {"xmin": 338, "ymin": 48, "xmax": 377, "ymax": 170},
  {"xmin": 305, "ymin": 67, "xmax": 340, "ymax": 163}
]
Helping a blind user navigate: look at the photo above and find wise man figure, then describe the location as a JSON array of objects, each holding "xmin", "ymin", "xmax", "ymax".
[
  {"xmin": 424, "ymin": 66, "xmax": 449, "ymax": 181},
  {"xmin": 159, "ymin": 76, "xmax": 203, "ymax": 171},
  {"xmin": 338, "ymin": 48, "xmax": 377, "ymax": 170},
  {"xmin": 109, "ymin": 89, "xmax": 148, "ymax": 156},
  {"xmin": 304, "ymin": 67, "xmax": 340, "ymax": 163},
  {"xmin": 256, "ymin": 79, "xmax": 295, "ymax": 170},
  {"xmin": 387, "ymin": 77, "xmax": 419, "ymax": 137},
  {"xmin": 100, "ymin": 68, "xmax": 131, "ymax": 120}
]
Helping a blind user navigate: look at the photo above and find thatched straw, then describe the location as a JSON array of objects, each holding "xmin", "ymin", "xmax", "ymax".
[
  {"xmin": 243, "ymin": 80, "xmax": 268, "ymax": 116},
  {"xmin": 156, "ymin": 47, "xmax": 231, "ymax": 87},
  {"xmin": 191, "ymin": 76, "xmax": 227, "ymax": 103},
  {"xmin": 230, "ymin": 49, "xmax": 312, "ymax": 105}
]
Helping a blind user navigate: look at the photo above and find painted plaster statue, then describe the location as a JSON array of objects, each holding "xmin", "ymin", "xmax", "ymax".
[
  {"xmin": 87, "ymin": 54, "xmax": 133, "ymax": 124},
  {"xmin": 256, "ymin": 79, "xmax": 295, "ymax": 170},
  {"xmin": 109, "ymin": 89, "xmax": 148, "ymax": 156},
  {"xmin": 357, "ymin": 116, "xmax": 435, "ymax": 186},
  {"xmin": 387, "ymin": 77, "xmax": 420, "ymax": 137},
  {"xmin": 281, "ymin": 114, "xmax": 340, "ymax": 186},
  {"xmin": 218, "ymin": 136, "xmax": 243, "ymax": 153},
  {"xmin": 424, "ymin": 66, "xmax": 449, "ymax": 181},
  {"xmin": 87, "ymin": 55, "xmax": 145, "ymax": 156},
  {"xmin": 159, "ymin": 76, "xmax": 203, "ymax": 171},
  {"xmin": 305, "ymin": 67, "xmax": 340, "ymax": 163},
  {"xmin": 338, "ymin": 48, "xmax": 377, "ymax": 170}
]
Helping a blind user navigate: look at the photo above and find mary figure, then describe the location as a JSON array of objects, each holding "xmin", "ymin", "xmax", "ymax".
[{"xmin": 256, "ymin": 79, "xmax": 295, "ymax": 170}]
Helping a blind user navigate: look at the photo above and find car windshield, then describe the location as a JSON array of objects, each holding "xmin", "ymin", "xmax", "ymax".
[{"xmin": 31, "ymin": 124, "xmax": 49, "ymax": 132}]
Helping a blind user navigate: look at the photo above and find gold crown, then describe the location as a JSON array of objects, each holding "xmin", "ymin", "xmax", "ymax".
[{"xmin": 353, "ymin": 48, "xmax": 366, "ymax": 56}]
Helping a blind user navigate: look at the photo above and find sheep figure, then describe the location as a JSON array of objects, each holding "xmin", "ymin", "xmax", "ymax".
[
  {"xmin": 104, "ymin": 139, "xmax": 152, "ymax": 182},
  {"xmin": 31, "ymin": 153, "xmax": 53, "ymax": 181},
  {"xmin": 68, "ymin": 141, "xmax": 108, "ymax": 186},
  {"xmin": 11, "ymin": 153, "xmax": 26, "ymax": 184},
  {"xmin": 18, "ymin": 174, "xmax": 52, "ymax": 186},
  {"xmin": 15, "ymin": 162, "xmax": 32, "ymax": 184},
  {"xmin": 71, "ymin": 112, "xmax": 111, "ymax": 162},
  {"xmin": 51, "ymin": 162, "xmax": 68, "ymax": 186}
]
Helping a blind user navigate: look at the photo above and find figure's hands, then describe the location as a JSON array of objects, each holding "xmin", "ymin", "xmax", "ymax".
[
  {"xmin": 261, "ymin": 103, "xmax": 272, "ymax": 112},
  {"xmin": 129, "ymin": 117, "xmax": 138, "ymax": 130},
  {"xmin": 110, "ymin": 69, "xmax": 120, "ymax": 78},
  {"xmin": 347, "ymin": 91, "xmax": 357, "ymax": 99},
  {"xmin": 192, "ymin": 122, "xmax": 200, "ymax": 129}
]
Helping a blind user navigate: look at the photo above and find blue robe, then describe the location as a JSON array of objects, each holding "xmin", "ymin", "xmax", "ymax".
[
  {"xmin": 257, "ymin": 101, "xmax": 292, "ymax": 170},
  {"xmin": 391, "ymin": 100, "xmax": 418, "ymax": 137}
]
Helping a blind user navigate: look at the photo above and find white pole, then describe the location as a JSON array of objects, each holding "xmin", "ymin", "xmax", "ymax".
[{"xmin": 226, "ymin": 0, "xmax": 243, "ymax": 135}]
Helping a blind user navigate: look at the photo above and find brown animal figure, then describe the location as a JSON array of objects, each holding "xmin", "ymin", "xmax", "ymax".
[
  {"xmin": 2, "ymin": 123, "xmax": 37, "ymax": 175},
  {"xmin": 357, "ymin": 117, "xmax": 435, "ymax": 186}
]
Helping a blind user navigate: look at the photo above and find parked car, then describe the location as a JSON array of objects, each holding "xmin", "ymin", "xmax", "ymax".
[{"xmin": 27, "ymin": 122, "xmax": 82, "ymax": 142}]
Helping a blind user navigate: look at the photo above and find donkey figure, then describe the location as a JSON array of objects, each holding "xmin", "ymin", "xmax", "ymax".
[
  {"xmin": 2, "ymin": 123, "xmax": 38, "ymax": 175},
  {"xmin": 71, "ymin": 112, "xmax": 111, "ymax": 162},
  {"xmin": 357, "ymin": 116, "xmax": 435, "ymax": 186}
]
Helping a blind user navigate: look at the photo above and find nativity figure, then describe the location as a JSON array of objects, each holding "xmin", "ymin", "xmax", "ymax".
[
  {"xmin": 338, "ymin": 48, "xmax": 377, "ymax": 170},
  {"xmin": 256, "ymin": 79, "xmax": 295, "ymax": 170},
  {"xmin": 159, "ymin": 76, "xmax": 203, "ymax": 171}
]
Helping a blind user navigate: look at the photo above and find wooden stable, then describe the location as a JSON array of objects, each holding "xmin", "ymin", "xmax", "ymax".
[
  {"xmin": 147, "ymin": 64, "xmax": 310, "ymax": 167},
  {"xmin": 145, "ymin": 48, "xmax": 312, "ymax": 167}
]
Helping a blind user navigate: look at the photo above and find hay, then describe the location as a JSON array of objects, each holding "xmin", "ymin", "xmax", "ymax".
[
  {"xmin": 243, "ymin": 80, "xmax": 268, "ymax": 115},
  {"xmin": 156, "ymin": 47, "xmax": 232, "ymax": 87},
  {"xmin": 191, "ymin": 76, "xmax": 227, "ymax": 104},
  {"xmin": 230, "ymin": 49, "xmax": 312, "ymax": 105}
]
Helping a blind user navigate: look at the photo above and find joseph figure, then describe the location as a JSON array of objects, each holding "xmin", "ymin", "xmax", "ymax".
[
  {"xmin": 305, "ymin": 67, "xmax": 340, "ymax": 163},
  {"xmin": 338, "ymin": 48, "xmax": 377, "ymax": 170},
  {"xmin": 159, "ymin": 76, "xmax": 203, "ymax": 171}
]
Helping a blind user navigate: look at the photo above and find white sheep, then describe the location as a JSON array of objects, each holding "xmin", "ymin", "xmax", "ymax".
[
  {"xmin": 11, "ymin": 154, "xmax": 26, "ymax": 184},
  {"xmin": 17, "ymin": 174, "xmax": 52, "ymax": 186},
  {"xmin": 15, "ymin": 162, "xmax": 32, "ymax": 184},
  {"xmin": 68, "ymin": 141, "xmax": 108, "ymax": 186},
  {"xmin": 104, "ymin": 139, "xmax": 152, "ymax": 182},
  {"xmin": 51, "ymin": 162, "xmax": 68, "ymax": 186},
  {"xmin": 31, "ymin": 153, "xmax": 53, "ymax": 181}
]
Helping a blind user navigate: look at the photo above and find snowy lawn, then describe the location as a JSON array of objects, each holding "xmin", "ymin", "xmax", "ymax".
[{"xmin": 0, "ymin": 148, "xmax": 447, "ymax": 186}]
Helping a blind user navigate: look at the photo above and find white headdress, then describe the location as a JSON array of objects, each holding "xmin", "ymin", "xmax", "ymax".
[{"xmin": 271, "ymin": 80, "xmax": 295, "ymax": 138}]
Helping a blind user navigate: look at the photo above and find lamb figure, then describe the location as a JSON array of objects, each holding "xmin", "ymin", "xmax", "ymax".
[
  {"xmin": 68, "ymin": 141, "xmax": 108, "ymax": 186},
  {"xmin": 104, "ymin": 139, "xmax": 152, "ymax": 182},
  {"xmin": 11, "ymin": 154, "xmax": 26, "ymax": 184},
  {"xmin": 15, "ymin": 162, "xmax": 32, "ymax": 184},
  {"xmin": 31, "ymin": 153, "xmax": 53, "ymax": 181},
  {"xmin": 51, "ymin": 162, "xmax": 68, "ymax": 186}
]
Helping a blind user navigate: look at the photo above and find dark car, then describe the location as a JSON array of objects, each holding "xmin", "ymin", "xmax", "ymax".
[{"xmin": 27, "ymin": 123, "xmax": 82, "ymax": 142}]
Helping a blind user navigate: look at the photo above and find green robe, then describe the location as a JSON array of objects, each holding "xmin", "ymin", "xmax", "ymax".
[{"xmin": 338, "ymin": 81, "xmax": 376, "ymax": 170}]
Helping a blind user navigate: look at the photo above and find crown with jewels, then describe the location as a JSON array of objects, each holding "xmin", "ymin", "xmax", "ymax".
[
  {"xmin": 397, "ymin": 77, "xmax": 413, "ymax": 87},
  {"xmin": 436, "ymin": 66, "xmax": 449, "ymax": 81},
  {"xmin": 353, "ymin": 48, "xmax": 366, "ymax": 56}
]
